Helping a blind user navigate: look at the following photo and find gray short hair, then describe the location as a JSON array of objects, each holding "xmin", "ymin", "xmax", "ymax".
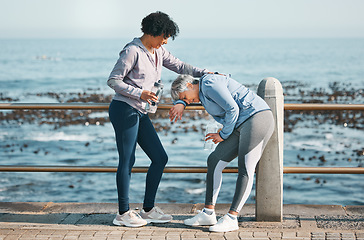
[{"xmin": 170, "ymin": 74, "xmax": 198, "ymax": 101}]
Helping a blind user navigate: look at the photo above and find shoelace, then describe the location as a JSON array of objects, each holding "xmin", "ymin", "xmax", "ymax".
[
  {"xmin": 154, "ymin": 207, "xmax": 165, "ymax": 215},
  {"xmin": 216, "ymin": 214, "xmax": 228, "ymax": 224},
  {"xmin": 128, "ymin": 210, "xmax": 142, "ymax": 219}
]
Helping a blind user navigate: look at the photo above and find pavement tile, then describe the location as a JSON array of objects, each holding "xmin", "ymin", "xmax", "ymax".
[
  {"xmin": 165, "ymin": 237, "xmax": 180, "ymax": 240},
  {"xmin": 121, "ymin": 237, "xmax": 137, "ymax": 240},
  {"xmin": 243, "ymin": 238, "xmax": 268, "ymax": 240},
  {"xmin": 4, "ymin": 236, "xmax": 20, "ymax": 240},
  {"xmin": 64, "ymin": 236, "xmax": 78, "ymax": 240},
  {"xmin": 341, "ymin": 232, "xmax": 355, "ymax": 237},
  {"xmin": 36, "ymin": 235, "xmax": 51, "ymax": 239},
  {"xmin": 151, "ymin": 237, "xmax": 166, "ymax": 240},
  {"xmin": 0, "ymin": 230, "xmax": 12, "ymax": 235},
  {"xmin": 109, "ymin": 230, "xmax": 125, "ymax": 235},
  {"xmin": 254, "ymin": 231, "xmax": 268, "ymax": 237},
  {"xmin": 296, "ymin": 232, "xmax": 310, "ymax": 237},
  {"xmin": 239, "ymin": 231, "xmax": 253, "ymax": 237},
  {"xmin": 166, "ymin": 232, "xmax": 182, "ymax": 236},
  {"xmin": 123, "ymin": 234, "xmax": 138, "ymax": 238},
  {"xmin": 311, "ymin": 237, "xmax": 325, "ymax": 240},
  {"xmin": 224, "ymin": 231, "xmax": 239, "ymax": 236},
  {"xmin": 65, "ymin": 231, "xmax": 83, "ymax": 236},
  {"xmin": 36, "ymin": 229, "xmax": 55, "ymax": 235},
  {"xmin": 107, "ymin": 237, "xmax": 122, "ymax": 240},
  {"xmin": 268, "ymin": 232, "xmax": 282, "ymax": 238},
  {"xmin": 151, "ymin": 231, "xmax": 168, "ymax": 236},
  {"xmin": 180, "ymin": 232, "xmax": 196, "ymax": 237},
  {"xmin": 137, "ymin": 230, "xmax": 153, "ymax": 236},
  {"xmin": 224, "ymin": 237, "xmax": 240, "ymax": 240},
  {"xmin": 209, "ymin": 232, "xmax": 224, "ymax": 236},
  {"xmin": 282, "ymin": 231, "xmax": 296, "ymax": 238},
  {"xmin": 195, "ymin": 232, "xmax": 209, "ymax": 237}
]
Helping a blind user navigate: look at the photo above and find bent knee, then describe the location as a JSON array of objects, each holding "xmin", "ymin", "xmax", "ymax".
[
  {"xmin": 159, "ymin": 153, "xmax": 168, "ymax": 166},
  {"xmin": 207, "ymin": 152, "xmax": 219, "ymax": 167}
]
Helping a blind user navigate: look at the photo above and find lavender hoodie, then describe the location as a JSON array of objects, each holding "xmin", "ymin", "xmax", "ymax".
[{"xmin": 107, "ymin": 38, "xmax": 208, "ymax": 114}]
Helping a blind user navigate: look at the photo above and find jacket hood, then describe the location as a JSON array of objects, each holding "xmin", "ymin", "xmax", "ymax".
[{"xmin": 122, "ymin": 38, "xmax": 149, "ymax": 54}]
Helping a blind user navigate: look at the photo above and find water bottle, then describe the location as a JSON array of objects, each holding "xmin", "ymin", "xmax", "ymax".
[
  {"xmin": 145, "ymin": 80, "xmax": 163, "ymax": 113},
  {"xmin": 204, "ymin": 122, "xmax": 219, "ymax": 151}
]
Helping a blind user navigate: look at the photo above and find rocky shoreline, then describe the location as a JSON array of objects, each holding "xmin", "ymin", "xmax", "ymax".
[{"xmin": 1, "ymin": 81, "xmax": 363, "ymax": 132}]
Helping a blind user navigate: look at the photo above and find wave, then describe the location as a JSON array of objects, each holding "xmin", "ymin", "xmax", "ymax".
[{"xmin": 30, "ymin": 132, "xmax": 95, "ymax": 142}]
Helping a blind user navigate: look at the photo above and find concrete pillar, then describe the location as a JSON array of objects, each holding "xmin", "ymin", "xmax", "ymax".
[{"xmin": 256, "ymin": 77, "xmax": 284, "ymax": 222}]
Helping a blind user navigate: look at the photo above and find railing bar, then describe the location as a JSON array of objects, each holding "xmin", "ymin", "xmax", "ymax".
[
  {"xmin": 0, "ymin": 166, "xmax": 363, "ymax": 174},
  {"xmin": 0, "ymin": 103, "xmax": 363, "ymax": 111}
]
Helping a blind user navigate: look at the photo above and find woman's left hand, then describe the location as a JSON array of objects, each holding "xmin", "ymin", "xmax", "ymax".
[
  {"xmin": 169, "ymin": 104, "xmax": 185, "ymax": 123},
  {"xmin": 205, "ymin": 133, "xmax": 224, "ymax": 144}
]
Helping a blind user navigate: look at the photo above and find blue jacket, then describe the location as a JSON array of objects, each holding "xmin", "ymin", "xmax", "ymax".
[{"xmin": 198, "ymin": 74, "xmax": 270, "ymax": 139}]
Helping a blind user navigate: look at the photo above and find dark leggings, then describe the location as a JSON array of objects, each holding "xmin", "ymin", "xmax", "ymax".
[{"xmin": 109, "ymin": 100, "xmax": 168, "ymax": 213}]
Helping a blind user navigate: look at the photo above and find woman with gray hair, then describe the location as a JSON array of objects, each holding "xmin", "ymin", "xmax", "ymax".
[{"xmin": 169, "ymin": 73, "xmax": 274, "ymax": 232}]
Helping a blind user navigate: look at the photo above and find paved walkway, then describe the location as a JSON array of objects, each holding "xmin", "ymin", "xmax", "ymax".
[{"xmin": 0, "ymin": 202, "xmax": 363, "ymax": 240}]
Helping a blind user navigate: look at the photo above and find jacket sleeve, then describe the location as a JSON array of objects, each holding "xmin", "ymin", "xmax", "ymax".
[
  {"xmin": 107, "ymin": 47, "xmax": 143, "ymax": 100},
  {"xmin": 173, "ymin": 99, "xmax": 187, "ymax": 107},
  {"xmin": 205, "ymin": 83, "xmax": 239, "ymax": 140},
  {"xmin": 161, "ymin": 46, "xmax": 209, "ymax": 77}
]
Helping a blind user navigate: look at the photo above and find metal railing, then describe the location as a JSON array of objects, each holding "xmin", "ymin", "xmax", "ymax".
[
  {"xmin": 1, "ymin": 102, "xmax": 363, "ymax": 174},
  {"xmin": 1, "ymin": 102, "xmax": 364, "ymax": 110},
  {"xmin": 0, "ymin": 165, "xmax": 362, "ymax": 174}
]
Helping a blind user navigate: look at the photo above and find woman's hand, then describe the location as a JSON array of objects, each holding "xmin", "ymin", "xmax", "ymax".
[
  {"xmin": 205, "ymin": 133, "xmax": 224, "ymax": 144},
  {"xmin": 169, "ymin": 104, "xmax": 185, "ymax": 123},
  {"xmin": 140, "ymin": 90, "xmax": 158, "ymax": 104}
]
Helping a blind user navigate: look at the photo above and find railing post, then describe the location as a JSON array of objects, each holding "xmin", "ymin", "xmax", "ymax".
[{"xmin": 256, "ymin": 77, "xmax": 284, "ymax": 222}]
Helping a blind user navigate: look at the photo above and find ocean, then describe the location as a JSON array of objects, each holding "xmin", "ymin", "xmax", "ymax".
[{"xmin": 0, "ymin": 38, "xmax": 363, "ymax": 206}]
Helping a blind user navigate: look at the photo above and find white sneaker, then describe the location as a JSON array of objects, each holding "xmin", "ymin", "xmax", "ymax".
[
  {"xmin": 184, "ymin": 210, "xmax": 217, "ymax": 226},
  {"xmin": 139, "ymin": 206, "xmax": 173, "ymax": 223},
  {"xmin": 113, "ymin": 210, "xmax": 148, "ymax": 227},
  {"xmin": 209, "ymin": 214, "xmax": 239, "ymax": 232}
]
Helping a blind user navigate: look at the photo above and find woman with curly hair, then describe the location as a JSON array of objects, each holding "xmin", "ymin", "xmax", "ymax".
[{"xmin": 107, "ymin": 11, "xmax": 210, "ymax": 227}]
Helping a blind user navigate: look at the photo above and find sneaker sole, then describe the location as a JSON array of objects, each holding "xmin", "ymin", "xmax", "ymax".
[
  {"xmin": 209, "ymin": 226, "xmax": 239, "ymax": 232},
  {"xmin": 184, "ymin": 221, "xmax": 217, "ymax": 226},
  {"xmin": 144, "ymin": 218, "xmax": 172, "ymax": 224},
  {"xmin": 113, "ymin": 219, "xmax": 147, "ymax": 228}
]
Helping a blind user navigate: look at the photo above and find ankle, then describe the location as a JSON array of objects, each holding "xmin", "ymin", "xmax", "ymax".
[
  {"xmin": 143, "ymin": 207, "xmax": 154, "ymax": 212},
  {"xmin": 203, "ymin": 208, "xmax": 215, "ymax": 215},
  {"xmin": 227, "ymin": 213, "xmax": 237, "ymax": 220},
  {"xmin": 119, "ymin": 209, "xmax": 129, "ymax": 215}
]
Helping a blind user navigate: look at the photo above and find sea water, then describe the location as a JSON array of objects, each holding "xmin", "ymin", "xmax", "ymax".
[{"xmin": 0, "ymin": 38, "xmax": 363, "ymax": 205}]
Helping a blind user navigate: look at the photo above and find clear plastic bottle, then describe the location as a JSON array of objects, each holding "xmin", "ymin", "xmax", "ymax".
[
  {"xmin": 204, "ymin": 122, "xmax": 219, "ymax": 151},
  {"xmin": 145, "ymin": 80, "xmax": 164, "ymax": 113}
]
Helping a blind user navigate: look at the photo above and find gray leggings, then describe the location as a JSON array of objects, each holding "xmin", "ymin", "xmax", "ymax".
[{"xmin": 205, "ymin": 110, "xmax": 274, "ymax": 213}]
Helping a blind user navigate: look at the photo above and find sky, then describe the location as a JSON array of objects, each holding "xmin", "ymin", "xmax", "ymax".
[{"xmin": 1, "ymin": 0, "xmax": 364, "ymax": 39}]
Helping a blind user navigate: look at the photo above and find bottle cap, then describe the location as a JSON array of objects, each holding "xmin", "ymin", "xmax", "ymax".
[{"xmin": 154, "ymin": 80, "xmax": 163, "ymax": 88}]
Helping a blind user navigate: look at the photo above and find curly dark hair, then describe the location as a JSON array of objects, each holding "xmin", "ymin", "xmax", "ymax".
[{"xmin": 141, "ymin": 11, "xmax": 179, "ymax": 40}]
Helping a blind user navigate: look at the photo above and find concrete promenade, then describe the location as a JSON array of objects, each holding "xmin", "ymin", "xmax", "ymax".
[{"xmin": 0, "ymin": 202, "xmax": 363, "ymax": 240}]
